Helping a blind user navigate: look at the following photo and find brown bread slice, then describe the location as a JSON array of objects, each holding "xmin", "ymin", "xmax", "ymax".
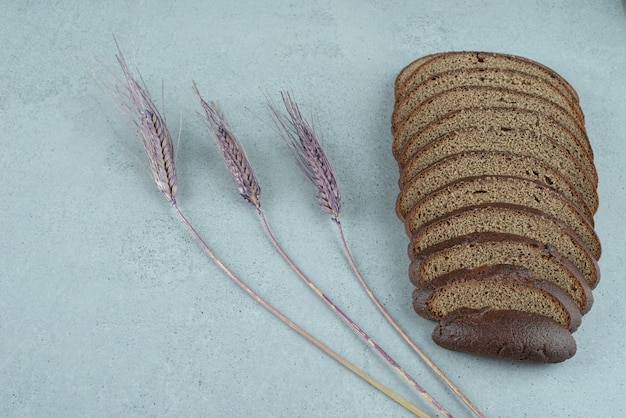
[
  {"xmin": 392, "ymin": 67, "xmax": 584, "ymax": 133},
  {"xmin": 408, "ymin": 232, "xmax": 593, "ymax": 313},
  {"xmin": 396, "ymin": 107, "xmax": 598, "ymax": 186},
  {"xmin": 404, "ymin": 175, "xmax": 601, "ymax": 259},
  {"xmin": 412, "ymin": 264, "xmax": 582, "ymax": 331},
  {"xmin": 408, "ymin": 204, "xmax": 600, "ymax": 288},
  {"xmin": 397, "ymin": 51, "xmax": 580, "ymax": 106},
  {"xmin": 399, "ymin": 126, "xmax": 599, "ymax": 216},
  {"xmin": 395, "ymin": 151, "xmax": 593, "ymax": 222},
  {"xmin": 393, "ymin": 86, "xmax": 590, "ymax": 163},
  {"xmin": 432, "ymin": 307, "xmax": 577, "ymax": 363},
  {"xmin": 395, "ymin": 54, "xmax": 438, "ymax": 95}
]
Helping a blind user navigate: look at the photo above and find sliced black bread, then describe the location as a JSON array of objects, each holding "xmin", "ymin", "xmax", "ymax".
[
  {"xmin": 404, "ymin": 175, "xmax": 601, "ymax": 259},
  {"xmin": 396, "ymin": 107, "xmax": 597, "ymax": 186},
  {"xmin": 393, "ymin": 86, "xmax": 590, "ymax": 164},
  {"xmin": 392, "ymin": 67, "xmax": 584, "ymax": 133},
  {"xmin": 412, "ymin": 264, "xmax": 582, "ymax": 332},
  {"xmin": 395, "ymin": 151, "xmax": 593, "ymax": 222},
  {"xmin": 408, "ymin": 232, "xmax": 593, "ymax": 313},
  {"xmin": 408, "ymin": 203, "xmax": 600, "ymax": 289},
  {"xmin": 399, "ymin": 126, "xmax": 599, "ymax": 216},
  {"xmin": 432, "ymin": 307, "xmax": 577, "ymax": 363},
  {"xmin": 397, "ymin": 51, "xmax": 580, "ymax": 106}
]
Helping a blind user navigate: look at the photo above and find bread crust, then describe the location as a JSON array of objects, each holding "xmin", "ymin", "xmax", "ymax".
[{"xmin": 432, "ymin": 307, "xmax": 577, "ymax": 363}]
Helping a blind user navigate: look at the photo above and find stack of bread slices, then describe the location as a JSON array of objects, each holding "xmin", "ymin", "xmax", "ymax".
[{"xmin": 391, "ymin": 51, "xmax": 600, "ymax": 363}]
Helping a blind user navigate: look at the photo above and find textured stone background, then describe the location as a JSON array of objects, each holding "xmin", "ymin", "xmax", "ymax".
[{"xmin": 1, "ymin": 1, "xmax": 624, "ymax": 416}]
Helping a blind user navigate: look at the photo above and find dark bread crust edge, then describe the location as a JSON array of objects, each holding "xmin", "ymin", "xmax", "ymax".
[
  {"xmin": 432, "ymin": 307, "xmax": 577, "ymax": 363},
  {"xmin": 411, "ymin": 264, "xmax": 583, "ymax": 332}
]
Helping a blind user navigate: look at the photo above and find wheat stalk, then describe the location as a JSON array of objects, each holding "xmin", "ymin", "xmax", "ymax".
[
  {"xmin": 194, "ymin": 84, "xmax": 448, "ymax": 418},
  {"xmin": 106, "ymin": 41, "xmax": 426, "ymax": 417},
  {"xmin": 270, "ymin": 91, "xmax": 486, "ymax": 418}
]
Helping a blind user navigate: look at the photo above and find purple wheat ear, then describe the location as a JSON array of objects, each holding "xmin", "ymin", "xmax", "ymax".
[
  {"xmin": 104, "ymin": 37, "xmax": 426, "ymax": 418},
  {"xmin": 270, "ymin": 91, "xmax": 486, "ymax": 418},
  {"xmin": 193, "ymin": 83, "xmax": 450, "ymax": 418},
  {"xmin": 112, "ymin": 37, "xmax": 177, "ymax": 203}
]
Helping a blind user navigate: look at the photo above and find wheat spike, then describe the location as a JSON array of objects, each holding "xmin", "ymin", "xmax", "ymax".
[{"xmin": 113, "ymin": 38, "xmax": 177, "ymax": 202}]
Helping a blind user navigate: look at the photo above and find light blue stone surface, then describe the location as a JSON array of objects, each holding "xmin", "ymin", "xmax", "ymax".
[{"xmin": 1, "ymin": 1, "xmax": 625, "ymax": 417}]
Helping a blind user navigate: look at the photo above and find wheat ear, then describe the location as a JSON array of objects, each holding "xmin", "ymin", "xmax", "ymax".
[
  {"xmin": 271, "ymin": 91, "xmax": 486, "ymax": 418},
  {"xmin": 194, "ymin": 84, "xmax": 447, "ymax": 418},
  {"xmin": 108, "ymin": 44, "xmax": 426, "ymax": 418},
  {"xmin": 112, "ymin": 37, "xmax": 177, "ymax": 203}
]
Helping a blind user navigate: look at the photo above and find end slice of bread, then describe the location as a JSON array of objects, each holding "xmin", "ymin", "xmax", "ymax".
[{"xmin": 432, "ymin": 307, "xmax": 577, "ymax": 363}]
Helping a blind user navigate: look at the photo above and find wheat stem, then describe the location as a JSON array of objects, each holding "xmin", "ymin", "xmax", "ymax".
[
  {"xmin": 256, "ymin": 209, "xmax": 449, "ymax": 418},
  {"xmin": 171, "ymin": 202, "xmax": 428, "ymax": 417},
  {"xmin": 335, "ymin": 220, "xmax": 486, "ymax": 418}
]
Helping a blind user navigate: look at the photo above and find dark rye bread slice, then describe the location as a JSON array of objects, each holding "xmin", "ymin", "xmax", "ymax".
[
  {"xmin": 396, "ymin": 51, "xmax": 580, "ymax": 106},
  {"xmin": 392, "ymin": 67, "xmax": 584, "ymax": 133},
  {"xmin": 404, "ymin": 175, "xmax": 601, "ymax": 259},
  {"xmin": 393, "ymin": 86, "xmax": 590, "ymax": 163},
  {"xmin": 399, "ymin": 126, "xmax": 599, "ymax": 216},
  {"xmin": 412, "ymin": 264, "xmax": 582, "ymax": 332},
  {"xmin": 395, "ymin": 54, "xmax": 436, "ymax": 95},
  {"xmin": 395, "ymin": 151, "xmax": 593, "ymax": 222},
  {"xmin": 432, "ymin": 307, "xmax": 577, "ymax": 363},
  {"xmin": 408, "ymin": 232, "xmax": 593, "ymax": 313},
  {"xmin": 408, "ymin": 204, "xmax": 600, "ymax": 289},
  {"xmin": 397, "ymin": 107, "xmax": 598, "ymax": 186}
]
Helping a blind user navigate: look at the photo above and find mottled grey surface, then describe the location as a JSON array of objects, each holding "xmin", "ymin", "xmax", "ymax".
[{"xmin": 1, "ymin": 1, "xmax": 625, "ymax": 417}]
